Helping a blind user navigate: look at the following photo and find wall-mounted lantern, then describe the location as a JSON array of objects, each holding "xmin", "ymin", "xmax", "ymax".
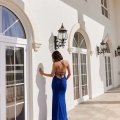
[
  {"xmin": 54, "ymin": 23, "xmax": 68, "ymax": 50},
  {"xmin": 115, "ymin": 46, "xmax": 120, "ymax": 57},
  {"xmin": 97, "ymin": 40, "xmax": 107, "ymax": 55}
]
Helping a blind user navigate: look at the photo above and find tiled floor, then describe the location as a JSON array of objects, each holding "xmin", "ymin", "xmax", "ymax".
[{"xmin": 68, "ymin": 86, "xmax": 120, "ymax": 120}]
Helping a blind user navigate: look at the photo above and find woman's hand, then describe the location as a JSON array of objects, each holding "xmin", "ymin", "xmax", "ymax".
[{"xmin": 39, "ymin": 68, "xmax": 44, "ymax": 75}]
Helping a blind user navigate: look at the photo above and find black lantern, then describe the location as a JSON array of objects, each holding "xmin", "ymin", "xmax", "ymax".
[
  {"xmin": 115, "ymin": 46, "xmax": 120, "ymax": 57},
  {"xmin": 54, "ymin": 23, "xmax": 68, "ymax": 50},
  {"xmin": 97, "ymin": 40, "xmax": 107, "ymax": 55}
]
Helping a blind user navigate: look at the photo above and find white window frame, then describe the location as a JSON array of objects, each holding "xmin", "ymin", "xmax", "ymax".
[
  {"xmin": 104, "ymin": 53, "xmax": 113, "ymax": 91},
  {"xmin": 0, "ymin": 35, "xmax": 28, "ymax": 120},
  {"xmin": 101, "ymin": 0, "xmax": 109, "ymax": 18},
  {"xmin": 72, "ymin": 48, "xmax": 89, "ymax": 105}
]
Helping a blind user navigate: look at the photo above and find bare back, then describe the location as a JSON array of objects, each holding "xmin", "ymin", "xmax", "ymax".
[{"xmin": 55, "ymin": 60, "xmax": 69, "ymax": 78}]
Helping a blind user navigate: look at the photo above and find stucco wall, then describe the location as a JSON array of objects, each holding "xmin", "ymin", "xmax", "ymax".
[
  {"xmin": 1, "ymin": 0, "xmax": 119, "ymax": 120},
  {"xmin": 27, "ymin": 0, "xmax": 120, "ymax": 120},
  {"xmin": 115, "ymin": 0, "xmax": 120, "ymax": 83}
]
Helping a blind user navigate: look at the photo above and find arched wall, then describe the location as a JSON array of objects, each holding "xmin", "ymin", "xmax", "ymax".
[{"xmin": 0, "ymin": 0, "xmax": 42, "ymax": 51}]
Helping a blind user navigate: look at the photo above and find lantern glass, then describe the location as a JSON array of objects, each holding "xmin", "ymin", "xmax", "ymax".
[
  {"xmin": 58, "ymin": 32, "xmax": 62, "ymax": 40},
  {"xmin": 100, "ymin": 41, "xmax": 107, "ymax": 52},
  {"xmin": 117, "ymin": 46, "xmax": 120, "ymax": 54}
]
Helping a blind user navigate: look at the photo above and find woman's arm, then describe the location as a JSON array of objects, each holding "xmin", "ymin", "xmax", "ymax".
[
  {"xmin": 66, "ymin": 62, "xmax": 71, "ymax": 80},
  {"xmin": 39, "ymin": 63, "xmax": 56, "ymax": 77}
]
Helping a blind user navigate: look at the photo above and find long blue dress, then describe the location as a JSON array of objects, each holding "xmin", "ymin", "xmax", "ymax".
[{"xmin": 52, "ymin": 75, "xmax": 68, "ymax": 120}]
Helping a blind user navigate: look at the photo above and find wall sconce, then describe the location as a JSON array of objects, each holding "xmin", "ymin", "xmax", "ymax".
[
  {"xmin": 97, "ymin": 40, "xmax": 107, "ymax": 55},
  {"xmin": 115, "ymin": 46, "xmax": 120, "ymax": 57},
  {"xmin": 54, "ymin": 23, "xmax": 68, "ymax": 50}
]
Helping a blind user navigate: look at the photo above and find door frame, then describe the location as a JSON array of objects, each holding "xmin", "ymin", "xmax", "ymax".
[
  {"xmin": 0, "ymin": 35, "xmax": 27, "ymax": 120},
  {"xmin": 104, "ymin": 53, "xmax": 113, "ymax": 91},
  {"xmin": 73, "ymin": 48, "xmax": 89, "ymax": 105}
]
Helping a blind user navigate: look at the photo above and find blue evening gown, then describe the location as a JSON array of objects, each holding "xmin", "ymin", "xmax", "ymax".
[{"xmin": 52, "ymin": 75, "xmax": 68, "ymax": 120}]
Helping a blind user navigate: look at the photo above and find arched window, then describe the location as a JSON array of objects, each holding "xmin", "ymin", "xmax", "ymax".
[
  {"xmin": 105, "ymin": 42, "xmax": 112, "ymax": 89},
  {"xmin": 73, "ymin": 32, "xmax": 86, "ymax": 49},
  {"xmin": 72, "ymin": 32, "xmax": 88, "ymax": 101},
  {"xmin": 0, "ymin": 6, "xmax": 26, "ymax": 38}
]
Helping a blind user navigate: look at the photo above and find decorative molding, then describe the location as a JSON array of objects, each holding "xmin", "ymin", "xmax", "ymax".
[
  {"xmin": 78, "ymin": 20, "xmax": 85, "ymax": 30},
  {"xmin": 103, "ymin": 34, "xmax": 114, "ymax": 57},
  {"xmin": 0, "ymin": 0, "xmax": 42, "ymax": 51},
  {"xmin": 68, "ymin": 47, "xmax": 76, "ymax": 54},
  {"xmin": 90, "ymin": 51, "xmax": 94, "ymax": 56},
  {"xmin": 32, "ymin": 42, "xmax": 42, "ymax": 51},
  {"xmin": 68, "ymin": 20, "xmax": 91, "ymax": 54}
]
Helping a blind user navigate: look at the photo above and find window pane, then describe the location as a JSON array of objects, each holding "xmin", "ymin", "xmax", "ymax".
[
  {"xmin": 105, "ymin": 72, "xmax": 107, "ymax": 80},
  {"xmin": 82, "ymin": 85, "xmax": 87, "ymax": 96},
  {"xmin": 101, "ymin": 6, "xmax": 104, "ymax": 15},
  {"xmin": 73, "ymin": 76, "xmax": 79, "ymax": 87},
  {"xmin": 109, "ymin": 71, "xmax": 111, "ymax": 78},
  {"xmin": 6, "ymin": 86, "xmax": 15, "ymax": 106},
  {"xmin": 73, "ymin": 33, "xmax": 78, "ymax": 47},
  {"xmin": 105, "ymin": 64, "xmax": 107, "ymax": 71},
  {"xmin": 82, "ymin": 75, "xmax": 87, "ymax": 85},
  {"xmin": 101, "ymin": 0, "xmax": 103, "ymax": 5},
  {"xmin": 72, "ymin": 53, "xmax": 78, "ymax": 64},
  {"xmin": 106, "ymin": 43, "xmax": 110, "ymax": 53},
  {"xmin": 2, "ymin": 6, "xmax": 26, "ymax": 38},
  {"xmin": 6, "ymin": 73, "xmax": 14, "ymax": 85},
  {"xmin": 109, "ymin": 78, "xmax": 112, "ymax": 86},
  {"xmin": 73, "ymin": 32, "xmax": 86, "ymax": 49},
  {"xmin": 108, "ymin": 64, "xmax": 111, "ymax": 71},
  {"xmin": 104, "ymin": 0, "xmax": 107, "ymax": 8},
  {"xmin": 106, "ymin": 79, "xmax": 108, "ymax": 87},
  {"xmin": 16, "ymin": 104, "xmax": 25, "ymax": 120},
  {"xmin": 76, "ymin": 87, "xmax": 80, "ymax": 99},
  {"xmin": 73, "ymin": 65, "xmax": 78, "ymax": 75},
  {"xmin": 81, "ymin": 65, "xmax": 86, "ymax": 74},
  {"xmin": 81, "ymin": 54, "xmax": 86, "ymax": 63},
  {"xmin": 6, "ymin": 106, "xmax": 15, "ymax": 120},
  {"xmin": 6, "ymin": 47, "xmax": 14, "ymax": 65},
  {"xmin": 74, "ymin": 88, "xmax": 76, "ymax": 100},
  {"xmin": 6, "ymin": 66, "xmax": 14, "ymax": 71},
  {"xmin": 16, "ymin": 85, "xmax": 24, "ymax": 104},
  {"xmin": 15, "ymin": 47, "xmax": 24, "ymax": 64},
  {"xmin": 108, "ymin": 57, "xmax": 110, "ymax": 63},
  {"xmin": 105, "ymin": 9, "xmax": 108, "ymax": 18}
]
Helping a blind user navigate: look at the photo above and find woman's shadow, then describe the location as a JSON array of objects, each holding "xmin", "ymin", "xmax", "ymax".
[{"xmin": 36, "ymin": 63, "xmax": 47, "ymax": 120}]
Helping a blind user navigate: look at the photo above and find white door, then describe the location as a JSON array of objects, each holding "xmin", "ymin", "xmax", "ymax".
[
  {"xmin": 72, "ymin": 50, "xmax": 89, "ymax": 105},
  {"xmin": 0, "ymin": 36, "xmax": 27, "ymax": 120},
  {"xmin": 105, "ymin": 54, "xmax": 113, "ymax": 90}
]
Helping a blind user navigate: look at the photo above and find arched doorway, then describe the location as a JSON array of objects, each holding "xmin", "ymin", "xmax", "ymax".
[
  {"xmin": 104, "ymin": 42, "xmax": 113, "ymax": 91},
  {"xmin": 72, "ymin": 32, "xmax": 89, "ymax": 105},
  {"xmin": 0, "ymin": 6, "xmax": 26, "ymax": 120}
]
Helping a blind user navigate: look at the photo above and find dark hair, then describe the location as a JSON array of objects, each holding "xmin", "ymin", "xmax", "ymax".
[{"xmin": 52, "ymin": 50, "xmax": 63, "ymax": 62}]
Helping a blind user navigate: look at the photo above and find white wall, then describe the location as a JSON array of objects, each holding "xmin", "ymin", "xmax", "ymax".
[
  {"xmin": 115, "ymin": 0, "xmax": 120, "ymax": 84},
  {"xmin": 28, "ymin": 0, "xmax": 119, "ymax": 120},
  {"xmin": 5, "ymin": 0, "xmax": 120, "ymax": 120}
]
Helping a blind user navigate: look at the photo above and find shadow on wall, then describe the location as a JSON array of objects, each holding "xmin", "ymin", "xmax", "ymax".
[
  {"xmin": 36, "ymin": 63, "xmax": 47, "ymax": 120},
  {"xmin": 49, "ymin": 32, "xmax": 55, "ymax": 53}
]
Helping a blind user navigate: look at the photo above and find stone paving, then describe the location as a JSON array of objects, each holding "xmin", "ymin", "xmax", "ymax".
[{"xmin": 68, "ymin": 86, "xmax": 120, "ymax": 120}]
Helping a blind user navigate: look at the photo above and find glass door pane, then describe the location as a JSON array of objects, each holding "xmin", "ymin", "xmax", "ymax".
[
  {"xmin": 80, "ymin": 54, "xmax": 88, "ymax": 97},
  {"xmin": 105, "ymin": 56, "xmax": 112, "ymax": 87},
  {"xmin": 6, "ymin": 46, "xmax": 25, "ymax": 120},
  {"xmin": 72, "ymin": 53, "xmax": 80, "ymax": 100}
]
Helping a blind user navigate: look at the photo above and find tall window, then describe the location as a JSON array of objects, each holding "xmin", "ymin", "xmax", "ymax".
[
  {"xmin": 105, "ymin": 43, "xmax": 112, "ymax": 88},
  {"xmin": 72, "ymin": 32, "xmax": 88, "ymax": 100},
  {"xmin": 101, "ymin": 0, "xmax": 109, "ymax": 18},
  {"xmin": 0, "ymin": 6, "xmax": 26, "ymax": 38},
  {"xmin": 0, "ymin": 6, "xmax": 26, "ymax": 120}
]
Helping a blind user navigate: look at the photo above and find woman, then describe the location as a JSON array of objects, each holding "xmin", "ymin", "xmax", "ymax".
[{"xmin": 39, "ymin": 50, "xmax": 71, "ymax": 120}]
